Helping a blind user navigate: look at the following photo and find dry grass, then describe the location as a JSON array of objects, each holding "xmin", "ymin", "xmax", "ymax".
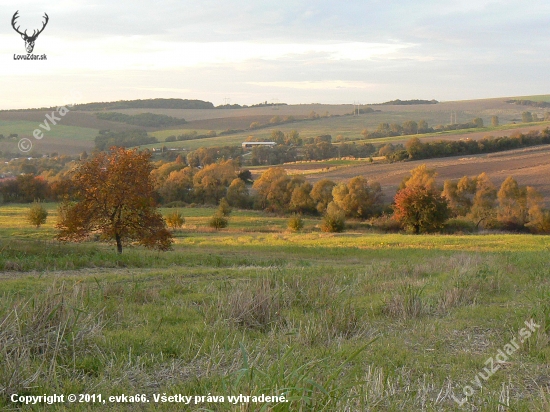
[{"xmin": 0, "ymin": 282, "xmax": 105, "ymax": 397}]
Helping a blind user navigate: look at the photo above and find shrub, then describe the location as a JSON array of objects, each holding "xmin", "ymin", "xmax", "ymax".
[
  {"xmin": 209, "ymin": 212, "xmax": 228, "ymax": 230},
  {"xmin": 321, "ymin": 202, "xmax": 345, "ymax": 233},
  {"xmin": 218, "ymin": 198, "xmax": 232, "ymax": 216},
  {"xmin": 27, "ymin": 201, "xmax": 48, "ymax": 228},
  {"xmin": 165, "ymin": 210, "xmax": 185, "ymax": 230},
  {"xmin": 164, "ymin": 201, "xmax": 187, "ymax": 208},
  {"xmin": 288, "ymin": 214, "xmax": 304, "ymax": 232}
]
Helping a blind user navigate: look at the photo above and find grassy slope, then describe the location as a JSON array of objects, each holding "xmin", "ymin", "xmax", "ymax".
[{"xmin": 1, "ymin": 204, "xmax": 550, "ymax": 411}]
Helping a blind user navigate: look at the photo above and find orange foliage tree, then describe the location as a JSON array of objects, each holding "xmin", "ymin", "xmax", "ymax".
[
  {"xmin": 393, "ymin": 186, "xmax": 449, "ymax": 233},
  {"xmin": 56, "ymin": 147, "xmax": 172, "ymax": 253}
]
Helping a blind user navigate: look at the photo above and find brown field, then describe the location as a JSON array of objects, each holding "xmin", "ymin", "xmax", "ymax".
[{"xmin": 277, "ymin": 145, "xmax": 550, "ymax": 204}]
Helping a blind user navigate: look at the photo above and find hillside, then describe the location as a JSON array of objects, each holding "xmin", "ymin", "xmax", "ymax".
[{"xmin": 0, "ymin": 95, "xmax": 549, "ymax": 156}]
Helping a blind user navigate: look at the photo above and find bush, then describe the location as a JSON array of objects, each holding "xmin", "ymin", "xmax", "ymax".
[
  {"xmin": 164, "ymin": 201, "xmax": 187, "ymax": 208},
  {"xmin": 442, "ymin": 218, "xmax": 477, "ymax": 234},
  {"xmin": 165, "ymin": 210, "xmax": 185, "ymax": 230},
  {"xmin": 218, "ymin": 198, "xmax": 232, "ymax": 216},
  {"xmin": 288, "ymin": 214, "xmax": 304, "ymax": 232},
  {"xmin": 368, "ymin": 213, "xmax": 401, "ymax": 233},
  {"xmin": 209, "ymin": 212, "xmax": 228, "ymax": 230},
  {"xmin": 27, "ymin": 201, "xmax": 48, "ymax": 228},
  {"xmin": 320, "ymin": 202, "xmax": 345, "ymax": 233}
]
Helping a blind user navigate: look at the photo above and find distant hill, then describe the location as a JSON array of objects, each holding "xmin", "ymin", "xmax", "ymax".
[
  {"xmin": 506, "ymin": 99, "xmax": 550, "ymax": 108},
  {"xmin": 377, "ymin": 99, "xmax": 438, "ymax": 106},
  {"xmin": 73, "ymin": 98, "xmax": 214, "ymax": 111}
]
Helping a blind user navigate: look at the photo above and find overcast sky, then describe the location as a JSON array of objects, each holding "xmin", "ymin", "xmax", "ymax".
[{"xmin": 0, "ymin": 0, "xmax": 549, "ymax": 109}]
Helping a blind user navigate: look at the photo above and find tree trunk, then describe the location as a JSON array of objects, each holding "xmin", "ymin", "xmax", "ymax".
[{"xmin": 115, "ymin": 234, "xmax": 122, "ymax": 254}]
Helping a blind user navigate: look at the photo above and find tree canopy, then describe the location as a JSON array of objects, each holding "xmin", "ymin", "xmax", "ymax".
[{"xmin": 56, "ymin": 147, "xmax": 172, "ymax": 253}]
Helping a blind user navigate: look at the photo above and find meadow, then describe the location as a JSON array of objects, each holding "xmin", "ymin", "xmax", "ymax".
[{"xmin": 1, "ymin": 203, "xmax": 550, "ymax": 411}]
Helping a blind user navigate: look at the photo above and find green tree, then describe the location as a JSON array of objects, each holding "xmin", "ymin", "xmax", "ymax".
[
  {"xmin": 209, "ymin": 212, "xmax": 228, "ymax": 230},
  {"xmin": 218, "ymin": 197, "xmax": 232, "ymax": 216},
  {"xmin": 226, "ymin": 178, "xmax": 250, "ymax": 208},
  {"xmin": 27, "ymin": 201, "xmax": 48, "ymax": 228},
  {"xmin": 320, "ymin": 202, "xmax": 345, "ymax": 232},
  {"xmin": 56, "ymin": 148, "xmax": 172, "ymax": 254},
  {"xmin": 288, "ymin": 214, "xmax": 304, "ymax": 232}
]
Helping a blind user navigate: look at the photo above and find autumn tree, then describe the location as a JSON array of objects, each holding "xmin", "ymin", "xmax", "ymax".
[
  {"xmin": 468, "ymin": 172, "xmax": 497, "ymax": 228},
  {"xmin": 394, "ymin": 165, "xmax": 449, "ymax": 233},
  {"xmin": 192, "ymin": 160, "xmax": 236, "ymax": 204},
  {"xmin": 252, "ymin": 167, "xmax": 304, "ymax": 212},
  {"xmin": 442, "ymin": 176, "xmax": 477, "ymax": 216},
  {"xmin": 491, "ymin": 116, "xmax": 499, "ymax": 127},
  {"xmin": 400, "ymin": 164, "xmax": 437, "ymax": 191},
  {"xmin": 289, "ymin": 182, "xmax": 316, "ymax": 214},
  {"xmin": 56, "ymin": 147, "xmax": 172, "ymax": 254},
  {"xmin": 158, "ymin": 167, "xmax": 194, "ymax": 203},
  {"xmin": 310, "ymin": 179, "xmax": 336, "ymax": 213},
  {"xmin": 332, "ymin": 176, "xmax": 383, "ymax": 218},
  {"xmin": 497, "ymin": 176, "xmax": 527, "ymax": 228},
  {"xmin": 526, "ymin": 187, "xmax": 550, "ymax": 233},
  {"xmin": 393, "ymin": 186, "xmax": 449, "ymax": 233}
]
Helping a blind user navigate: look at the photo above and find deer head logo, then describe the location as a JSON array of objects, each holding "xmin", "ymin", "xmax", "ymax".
[{"xmin": 11, "ymin": 11, "xmax": 49, "ymax": 54}]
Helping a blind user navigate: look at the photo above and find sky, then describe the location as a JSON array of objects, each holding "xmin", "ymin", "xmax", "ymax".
[{"xmin": 0, "ymin": 0, "xmax": 549, "ymax": 109}]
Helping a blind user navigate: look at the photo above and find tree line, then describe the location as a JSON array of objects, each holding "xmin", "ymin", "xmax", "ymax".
[
  {"xmin": 95, "ymin": 112, "xmax": 187, "ymax": 128},
  {"xmin": 405, "ymin": 128, "xmax": 550, "ymax": 160},
  {"xmin": 360, "ymin": 118, "xmax": 484, "ymax": 140},
  {"xmin": 4, "ymin": 150, "xmax": 550, "ymax": 237}
]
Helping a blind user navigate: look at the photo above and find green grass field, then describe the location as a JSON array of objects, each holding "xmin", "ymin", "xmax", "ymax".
[{"xmin": 1, "ymin": 203, "xmax": 550, "ymax": 411}]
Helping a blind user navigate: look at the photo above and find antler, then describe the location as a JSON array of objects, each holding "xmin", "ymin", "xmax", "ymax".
[
  {"xmin": 29, "ymin": 13, "xmax": 49, "ymax": 40},
  {"xmin": 11, "ymin": 11, "xmax": 27, "ymax": 37}
]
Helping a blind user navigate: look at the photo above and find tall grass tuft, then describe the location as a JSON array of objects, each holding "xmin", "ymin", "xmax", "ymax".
[
  {"xmin": 0, "ymin": 282, "xmax": 106, "ymax": 398},
  {"xmin": 383, "ymin": 284, "xmax": 427, "ymax": 319}
]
